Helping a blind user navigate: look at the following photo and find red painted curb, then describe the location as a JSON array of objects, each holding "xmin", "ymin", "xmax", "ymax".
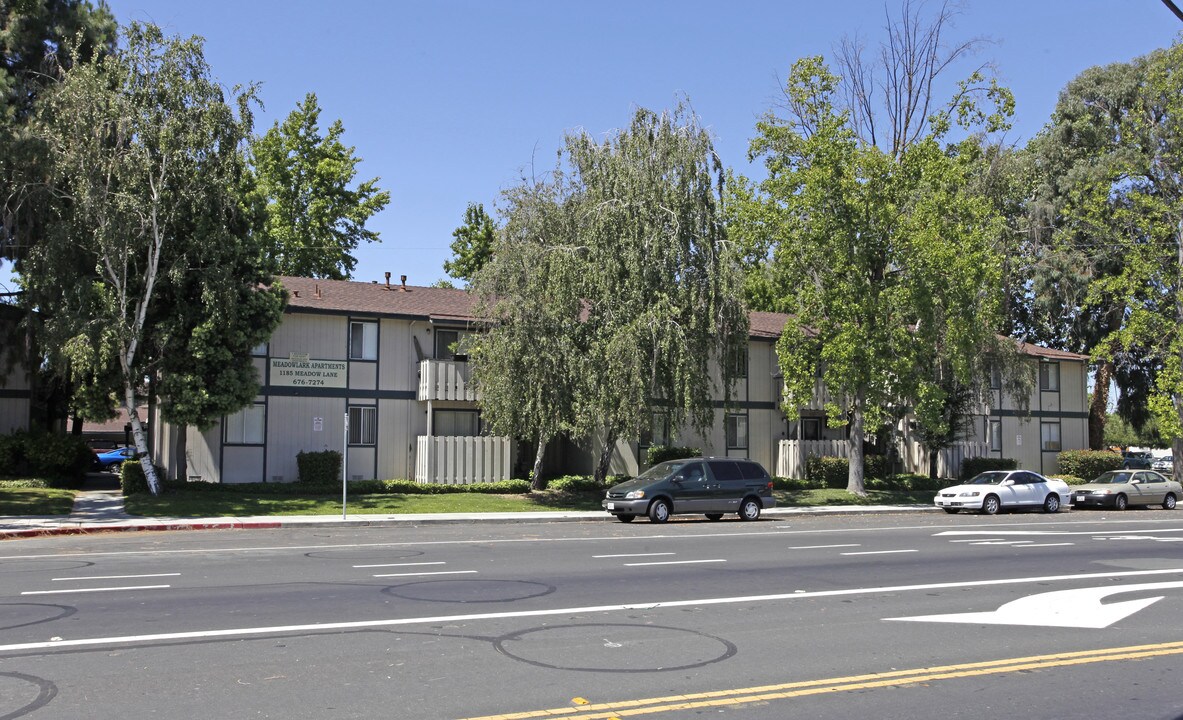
[{"xmin": 0, "ymin": 521, "xmax": 284, "ymax": 540}]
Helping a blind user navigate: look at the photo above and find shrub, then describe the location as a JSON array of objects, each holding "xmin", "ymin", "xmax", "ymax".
[
  {"xmin": 773, "ymin": 476, "xmax": 823, "ymax": 491},
  {"xmin": 647, "ymin": 446, "xmax": 700, "ymax": 465},
  {"xmin": 1057, "ymin": 449, "xmax": 1122, "ymax": 481},
  {"xmin": 0, "ymin": 431, "xmax": 93, "ymax": 485},
  {"xmin": 806, "ymin": 456, "xmax": 849, "ymax": 489},
  {"xmin": 1049, "ymin": 474, "xmax": 1086, "ymax": 485},
  {"xmin": 0, "ymin": 478, "xmax": 51, "ymax": 488},
  {"xmin": 959, "ymin": 456, "xmax": 1018, "ymax": 480},
  {"xmin": 297, "ymin": 450, "xmax": 342, "ymax": 483},
  {"xmin": 120, "ymin": 460, "xmax": 167, "ymax": 496},
  {"xmin": 546, "ymin": 475, "xmax": 604, "ymax": 493}
]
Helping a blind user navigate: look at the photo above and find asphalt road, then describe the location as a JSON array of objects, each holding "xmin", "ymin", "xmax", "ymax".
[{"xmin": 1, "ymin": 510, "xmax": 1182, "ymax": 720}]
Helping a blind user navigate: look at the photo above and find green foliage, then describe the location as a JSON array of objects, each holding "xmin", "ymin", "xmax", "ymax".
[
  {"xmin": 120, "ymin": 460, "xmax": 168, "ymax": 496},
  {"xmin": 135, "ymin": 477, "xmax": 533, "ymax": 497},
  {"xmin": 773, "ymin": 476, "xmax": 825, "ymax": 492},
  {"xmin": 1056, "ymin": 449, "xmax": 1122, "ymax": 481},
  {"xmin": 729, "ymin": 52, "xmax": 1018, "ymax": 495},
  {"xmin": 0, "ymin": 479, "xmax": 52, "ymax": 489},
  {"xmin": 1103, "ymin": 413, "xmax": 1163, "ymax": 448},
  {"xmin": 1049, "ymin": 475, "xmax": 1086, "ymax": 485},
  {"xmin": 251, "ymin": 92, "xmax": 390, "ymax": 279},
  {"xmin": 444, "ymin": 202, "xmax": 496, "ymax": 284},
  {"xmin": 0, "ymin": 431, "xmax": 92, "ymax": 485},
  {"xmin": 296, "ymin": 450, "xmax": 342, "ymax": 484},
  {"xmin": 959, "ymin": 456, "xmax": 1018, "ymax": 480},
  {"xmin": 544, "ymin": 475, "xmax": 605, "ymax": 493},
  {"xmin": 647, "ymin": 446, "xmax": 701, "ymax": 465},
  {"xmin": 805, "ymin": 455, "xmax": 892, "ymax": 489}
]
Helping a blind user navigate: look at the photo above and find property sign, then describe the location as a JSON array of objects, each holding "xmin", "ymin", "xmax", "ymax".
[{"xmin": 270, "ymin": 358, "xmax": 347, "ymax": 389}]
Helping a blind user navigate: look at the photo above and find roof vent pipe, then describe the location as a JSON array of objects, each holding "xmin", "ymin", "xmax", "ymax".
[
  {"xmin": 400, "ymin": 275, "xmax": 407, "ymax": 291},
  {"xmin": 384, "ymin": 271, "xmax": 391, "ymax": 290}
]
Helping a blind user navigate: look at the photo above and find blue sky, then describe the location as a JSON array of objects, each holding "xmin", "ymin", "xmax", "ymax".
[{"xmin": 3, "ymin": 1, "xmax": 1181, "ymax": 293}]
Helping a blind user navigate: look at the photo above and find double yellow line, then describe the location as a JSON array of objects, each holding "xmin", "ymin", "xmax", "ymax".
[{"xmin": 461, "ymin": 640, "xmax": 1183, "ymax": 719}]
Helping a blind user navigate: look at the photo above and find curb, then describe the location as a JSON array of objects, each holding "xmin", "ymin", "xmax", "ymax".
[{"xmin": 0, "ymin": 505, "xmax": 939, "ymax": 540}]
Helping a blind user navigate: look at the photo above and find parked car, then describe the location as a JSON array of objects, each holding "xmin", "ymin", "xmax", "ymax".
[
  {"xmin": 93, "ymin": 446, "xmax": 135, "ymax": 472},
  {"xmin": 1071, "ymin": 470, "xmax": 1179, "ymax": 510},
  {"xmin": 1122, "ymin": 450, "xmax": 1153, "ymax": 469},
  {"xmin": 1151, "ymin": 455, "xmax": 1174, "ymax": 474},
  {"xmin": 934, "ymin": 470, "xmax": 1072, "ymax": 515},
  {"xmin": 603, "ymin": 458, "xmax": 776, "ymax": 523}
]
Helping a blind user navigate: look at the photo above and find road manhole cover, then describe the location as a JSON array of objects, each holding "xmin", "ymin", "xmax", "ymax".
[{"xmin": 494, "ymin": 623, "xmax": 736, "ymax": 672}]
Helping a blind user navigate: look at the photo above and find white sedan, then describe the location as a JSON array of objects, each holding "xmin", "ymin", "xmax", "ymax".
[{"xmin": 934, "ymin": 470, "xmax": 1072, "ymax": 515}]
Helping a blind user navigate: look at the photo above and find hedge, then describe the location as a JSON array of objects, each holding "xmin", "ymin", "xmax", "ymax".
[
  {"xmin": 647, "ymin": 446, "xmax": 701, "ymax": 465},
  {"xmin": 120, "ymin": 460, "xmax": 169, "ymax": 496},
  {"xmin": 545, "ymin": 475, "xmax": 608, "ymax": 493},
  {"xmin": 125, "ymin": 476, "xmax": 535, "ymax": 496},
  {"xmin": 1056, "ymin": 450, "xmax": 1122, "ymax": 481},
  {"xmin": 959, "ymin": 456, "xmax": 1018, "ymax": 480},
  {"xmin": 297, "ymin": 450, "xmax": 342, "ymax": 483},
  {"xmin": 0, "ymin": 431, "xmax": 94, "ymax": 486},
  {"xmin": 804, "ymin": 455, "xmax": 891, "ymax": 489}
]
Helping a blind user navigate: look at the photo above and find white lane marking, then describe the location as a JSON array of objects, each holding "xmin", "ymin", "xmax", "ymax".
[
  {"xmin": 948, "ymin": 539, "xmax": 1006, "ymax": 543},
  {"xmin": 4, "ymin": 520, "xmax": 1182, "ymax": 561},
  {"xmin": 371, "ymin": 570, "xmax": 477, "ymax": 578},
  {"xmin": 840, "ymin": 550, "xmax": 918, "ymax": 556},
  {"xmin": 51, "ymin": 573, "xmax": 180, "ymax": 582},
  {"xmin": 788, "ymin": 544, "xmax": 861, "ymax": 550},
  {"xmin": 623, "ymin": 559, "xmax": 727, "ymax": 567},
  {"xmin": 3, "ymin": 568, "xmax": 1182, "ymax": 654},
  {"xmin": 1018, "ymin": 543, "xmax": 1075, "ymax": 548},
  {"xmin": 353, "ymin": 562, "xmax": 446, "ymax": 568},
  {"xmin": 889, "ymin": 580, "xmax": 1183, "ymax": 628},
  {"xmin": 21, "ymin": 585, "xmax": 171, "ymax": 596},
  {"xmin": 1095, "ymin": 535, "xmax": 1183, "ymax": 543},
  {"xmin": 968, "ymin": 541, "xmax": 1033, "ymax": 546},
  {"xmin": 593, "ymin": 553, "xmax": 677, "ymax": 558},
  {"xmin": 937, "ymin": 528, "xmax": 1183, "ymax": 538}
]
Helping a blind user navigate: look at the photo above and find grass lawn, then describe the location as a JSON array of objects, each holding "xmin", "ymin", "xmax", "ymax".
[
  {"xmin": 0, "ymin": 486, "xmax": 77, "ymax": 516},
  {"xmin": 122, "ymin": 486, "xmax": 930, "ymax": 517}
]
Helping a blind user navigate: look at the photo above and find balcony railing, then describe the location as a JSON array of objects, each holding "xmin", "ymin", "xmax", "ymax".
[
  {"xmin": 418, "ymin": 359, "xmax": 477, "ymax": 402},
  {"xmin": 415, "ymin": 435, "xmax": 512, "ymax": 484}
]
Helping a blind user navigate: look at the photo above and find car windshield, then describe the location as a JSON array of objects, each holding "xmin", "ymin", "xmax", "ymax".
[
  {"xmin": 635, "ymin": 460, "xmax": 688, "ymax": 481},
  {"xmin": 1091, "ymin": 471, "xmax": 1133, "ymax": 484},
  {"xmin": 966, "ymin": 472, "xmax": 1010, "ymax": 485}
]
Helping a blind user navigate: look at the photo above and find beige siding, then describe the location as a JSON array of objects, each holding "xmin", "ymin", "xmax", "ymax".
[
  {"xmin": 265, "ymin": 395, "xmax": 345, "ymax": 483},
  {"xmin": 270, "ymin": 314, "xmax": 347, "ymax": 360},
  {"xmin": 378, "ymin": 398, "xmax": 421, "ymax": 480},
  {"xmin": 185, "ymin": 425, "xmax": 220, "ymax": 482}
]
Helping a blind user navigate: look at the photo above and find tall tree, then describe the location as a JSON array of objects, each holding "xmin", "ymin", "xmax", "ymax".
[
  {"xmin": 444, "ymin": 202, "xmax": 496, "ymax": 284},
  {"xmin": 570, "ymin": 104, "xmax": 749, "ymax": 482},
  {"xmin": 474, "ymin": 103, "xmax": 748, "ymax": 484},
  {"xmin": 470, "ymin": 174, "xmax": 584, "ymax": 489},
  {"xmin": 24, "ymin": 23, "xmax": 285, "ymax": 494},
  {"xmin": 729, "ymin": 53, "xmax": 1017, "ymax": 495},
  {"xmin": 251, "ymin": 93, "xmax": 390, "ymax": 279}
]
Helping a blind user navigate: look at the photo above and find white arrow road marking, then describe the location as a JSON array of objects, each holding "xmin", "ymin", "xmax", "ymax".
[{"xmin": 887, "ymin": 580, "xmax": 1183, "ymax": 629}]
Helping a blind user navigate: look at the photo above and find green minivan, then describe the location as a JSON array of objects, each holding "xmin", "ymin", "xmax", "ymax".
[{"xmin": 602, "ymin": 457, "xmax": 776, "ymax": 523}]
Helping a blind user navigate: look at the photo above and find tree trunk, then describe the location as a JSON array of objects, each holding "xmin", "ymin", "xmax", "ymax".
[
  {"xmin": 846, "ymin": 389, "xmax": 866, "ymax": 496},
  {"xmin": 70, "ymin": 415, "xmax": 83, "ymax": 435},
  {"xmin": 594, "ymin": 428, "xmax": 618, "ymax": 484},
  {"xmin": 124, "ymin": 385, "xmax": 160, "ymax": 495},
  {"xmin": 176, "ymin": 424, "xmax": 188, "ymax": 485},
  {"xmin": 530, "ymin": 435, "xmax": 547, "ymax": 491},
  {"xmin": 1089, "ymin": 360, "xmax": 1113, "ymax": 450}
]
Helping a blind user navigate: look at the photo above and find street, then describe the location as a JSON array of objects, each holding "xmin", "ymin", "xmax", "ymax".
[{"xmin": 1, "ymin": 511, "xmax": 1182, "ymax": 719}]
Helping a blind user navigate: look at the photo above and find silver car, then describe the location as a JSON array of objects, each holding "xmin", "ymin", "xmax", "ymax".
[{"xmin": 1072, "ymin": 470, "xmax": 1180, "ymax": 510}]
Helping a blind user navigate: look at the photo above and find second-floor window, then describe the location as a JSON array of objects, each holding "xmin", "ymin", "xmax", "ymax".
[
  {"xmin": 349, "ymin": 321, "xmax": 378, "ymax": 360},
  {"xmin": 1039, "ymin": 362, "xmax": 1060, "ymax": 392}
]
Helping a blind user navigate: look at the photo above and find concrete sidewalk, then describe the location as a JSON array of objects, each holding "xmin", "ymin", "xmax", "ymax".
[{"xmin": 0, "ymin": 487, "xmax": 938, "ymax": 540}]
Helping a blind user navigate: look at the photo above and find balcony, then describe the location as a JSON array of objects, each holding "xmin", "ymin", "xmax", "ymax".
[
  {"xmin": 415, "ymin": 435, "xmax": 513, "ymax": 484},
  {"xmin": 418, "ymin": 359, "xmax": 477, "ymax": 402}
]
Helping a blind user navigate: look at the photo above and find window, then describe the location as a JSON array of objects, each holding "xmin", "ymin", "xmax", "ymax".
[
  {"xmin": 225, "ymin": 404, "xmax": 265, "ymax": 445},
  {"xmin": 989, "ymin": 365, "xmax": 1001, "ymax": 390},
  {"xmin": 1039, "ymin": 362, "xmax": 1060, "ymax": 392},
  {"xmin": 348, "ymin": 406, "xmax": 377, "ymax": 445},
  {"xmin": 435, "ymin": 329, "xmax": 466, "ymax": 360},
  {"xmin": 434, "ymin": 409, "xmax": 480, "ymax": 436},
  {"xmin": 800, "ymin": 417, "xmax": 822, "ymax": 441},
  {"xmin": 349, "ymin": 321, "xmax": 378, "ymax": 360},
  {"xmin": 1040, "ymin": 421, "xmax": 1061, "ymax": 452},
  {"xmin": 989, "ymin": 419, "xmax": 1002, "ymax": 452},
  {"xmin": 725, "ymin": 413, "xmax": 748, "ymax": 450},
  {"xmin": 251, "ymin": 342, "xmax": 268, "ymax": 357},
  {"xmin": 728, "ymin": 345, "xmax": 748, "ymax": 379}
]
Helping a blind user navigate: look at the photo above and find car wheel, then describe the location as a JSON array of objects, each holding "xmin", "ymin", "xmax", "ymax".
[
  {"xmin": 616, "ymin": 514, "xmax": 635, "ymax": 523},
  {"xmin": 738, "ymin": 497, "xmax": 762, "ymax": 521},
  {"xmin": 648, "ymin": 499, "xmax": 671, "ymax": 523},
  {"xmin": 704, "ymin": 513, "xmax": 724, "ymax": 521},
  {"xmin": 1114, "ymin": 494, "xmax": 1128, "ymax": 511},
  {"xmin": 982, "ymin": 495, "xmax": 1001, "ymax": 515},
  {"xmin": 1042, "ymin": 494, "xmax": 1061, "ymax": 513},
  {"xmin": 1163, "ymin": 493, "xmax": 1176, "ymax": 511},
  {"xmin": 943, "ymin": 507, "xmax": 960, "ymax": 514}
]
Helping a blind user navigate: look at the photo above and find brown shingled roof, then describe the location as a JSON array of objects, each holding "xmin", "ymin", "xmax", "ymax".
[
  {"xmin": 279, "ymin": 276, "xmax": 478, "ymax": 321},
  {"xmin": 275, "ymin": 277, "xmax": 1087, "ymax": 359}
]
